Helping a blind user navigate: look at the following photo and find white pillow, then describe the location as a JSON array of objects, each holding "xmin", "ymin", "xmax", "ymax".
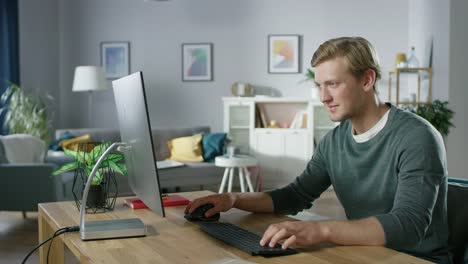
[{"xmin": 0, "ymin": 134, "xmax": 46, "ymax": 163}]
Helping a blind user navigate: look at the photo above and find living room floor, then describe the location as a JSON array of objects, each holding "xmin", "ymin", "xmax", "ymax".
[{"xmin": 0, "ymin": 189, "xmax": 345, "ymax": 263}]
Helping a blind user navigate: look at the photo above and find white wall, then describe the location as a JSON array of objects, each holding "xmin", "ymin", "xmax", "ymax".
[
  {"xmin": 18, "ymin": 0, "xmax": 60, "ymax": 130},
  {"xmin": 47, "ymin": 0, "xmax": 408, "ymax": 132},
  {"xmin": 447, "ymin": 0, "xmax": 468, "ymax": 179},
  {"xmin": 408, "ymin": 0, "xmax": 450, "ymax": 101}
]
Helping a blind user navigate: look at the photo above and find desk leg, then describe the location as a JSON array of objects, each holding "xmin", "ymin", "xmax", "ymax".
[{"xmin": 38, "ymin": 208, "xmax": 65, "ymax": 264}]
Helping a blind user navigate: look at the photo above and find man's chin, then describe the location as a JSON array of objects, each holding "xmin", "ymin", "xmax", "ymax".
[{"xmin": 329, "ymin": 114, "xmax": 346, "ymax": 122}]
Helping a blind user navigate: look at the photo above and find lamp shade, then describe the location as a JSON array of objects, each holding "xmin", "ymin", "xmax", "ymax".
[{"xmin": 72, "ymin": 66, "xmax": 107, "ymax": 92}]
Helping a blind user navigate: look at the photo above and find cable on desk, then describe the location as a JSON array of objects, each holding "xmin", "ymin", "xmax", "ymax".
[{"xmin": 21, "ymin": 225, "xmax": 79, "ymax": 264}]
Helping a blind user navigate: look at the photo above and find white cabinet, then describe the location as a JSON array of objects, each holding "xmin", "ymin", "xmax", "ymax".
[
  {"xmin": 222, "ymin": 97, "xmax": 334, "ymax": 190},
  {"xmin": 223, "ymin": 100, "xmax": 254, "ymax": 154},
  {"xmin": 253, "ymin": 129, "xmax": 311, "ymax": 188}
]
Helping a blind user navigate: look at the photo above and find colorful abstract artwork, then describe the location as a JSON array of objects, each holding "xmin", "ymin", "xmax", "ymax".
[
  {"xmin": 268, "ymin": 35, "xmax": 301, "ymax": 73},
  {"xmin": 101, "ymin": 42, "xmax": 130, "ymax": 79},
  {"xmin": 182, "ymin": 43, "xmax": 213, "ymax": 81}
]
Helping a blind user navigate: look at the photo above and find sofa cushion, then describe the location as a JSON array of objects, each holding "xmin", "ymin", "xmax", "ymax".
[
  {"xmin": 168, "ymin": 133, "xmax": 204, "ymax": 162},
  {"xmin": 49, "ymin": 131, "xmax": 75, "ymax": 150},
  {"xmin": 0, "ymin": 134, "xmax": 46, "ymax": 163},
  {"xmin": 202, "ymin": 133, "xmax": 227, "ymax": 162},
  {"xmin": 60, "ymin": 134, "xmax": 91, "ymax": 151}
]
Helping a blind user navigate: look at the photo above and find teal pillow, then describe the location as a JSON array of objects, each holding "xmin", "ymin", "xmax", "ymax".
[
  {"xmin": 49, "ymin": 131, "xmax": 75, "ymax": 151},
  {"xmin": 202, "ymin": 133, "xmax": 227, "ymax": 162}
]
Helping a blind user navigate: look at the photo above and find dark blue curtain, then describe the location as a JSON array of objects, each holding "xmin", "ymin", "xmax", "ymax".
[{"xmin": 0, "ymin": 0, "xmax": 20, "ymax": 135}]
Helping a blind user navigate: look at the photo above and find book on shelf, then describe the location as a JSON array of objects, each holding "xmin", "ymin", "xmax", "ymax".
[
  {"xmin": 255, "ymin": 105, "xmax": 268, "ymax": 128},
  {"xmin": 289, "ymin": 111, "xmax": 308, "ymax": 129}
]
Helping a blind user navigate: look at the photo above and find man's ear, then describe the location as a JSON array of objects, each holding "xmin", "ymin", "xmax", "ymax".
[{"xmin": 362, "ymin": 69, "xmax": 376, "ymax": 92}]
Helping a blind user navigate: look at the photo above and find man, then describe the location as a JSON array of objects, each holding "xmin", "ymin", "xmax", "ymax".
[{"xmin": 185, "ymin": 37, "xmax": 450, "ymax": 263}]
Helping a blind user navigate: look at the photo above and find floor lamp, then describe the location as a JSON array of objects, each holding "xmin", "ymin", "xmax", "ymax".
[{"xmin": 72, "ymin": 66, "xmax": 107, "ymax": 127}]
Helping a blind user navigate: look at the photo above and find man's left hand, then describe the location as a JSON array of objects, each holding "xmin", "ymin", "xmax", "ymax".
[{"xmin": 259, "ymin": 221, "xmax": 328, "ymax": 249}]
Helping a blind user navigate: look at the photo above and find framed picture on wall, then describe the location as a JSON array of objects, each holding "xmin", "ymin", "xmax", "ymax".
[
  {"xmin": 268, "ymin": 35, "xmax": 301, "ymax": 74},
  {"xmin": 100, "ymin": 41, "xmax": 130, "ymax": 79},
  {"xmin": 182, "ymin": 43, "xmax": 213, "ymax": 81}
]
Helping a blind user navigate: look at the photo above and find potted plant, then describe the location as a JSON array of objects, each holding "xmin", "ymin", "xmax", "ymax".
[
  {"xmin": 53, "ymin": 142, "xmax": 127, "ymax": 212},
  {"xmin": 405, "ymin": 100, "xmax": 455, "ymax": 138},
  {"xmin": 0, "ymin": 82, "xmax": 52, "ymax": 145}
]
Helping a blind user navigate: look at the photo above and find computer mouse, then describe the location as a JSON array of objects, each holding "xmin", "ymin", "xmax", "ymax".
[{"xmin": 184, "ymin": 203, "xmax": 220, "ymax": 222}]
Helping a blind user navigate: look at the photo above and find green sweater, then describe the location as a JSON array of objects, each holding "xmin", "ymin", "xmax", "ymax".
[{"xmin": 268, "ymin": 105, "xmax": 450, "ymax": 263}]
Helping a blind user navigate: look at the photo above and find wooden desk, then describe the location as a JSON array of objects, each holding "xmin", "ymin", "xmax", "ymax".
[{"xmin": 38, "ymin": 191, "xmax": 430, "ymax": 264}]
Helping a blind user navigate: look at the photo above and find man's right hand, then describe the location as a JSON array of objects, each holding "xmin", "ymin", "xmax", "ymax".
[{"xmin": 184, "ymin": 193, "xmax": 237, "ymax": 218}]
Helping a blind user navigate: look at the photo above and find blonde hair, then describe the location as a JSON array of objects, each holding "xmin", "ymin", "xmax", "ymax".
[{"xmin": 311, "ymin": 37, "xmax": 381, "ymax": 90}]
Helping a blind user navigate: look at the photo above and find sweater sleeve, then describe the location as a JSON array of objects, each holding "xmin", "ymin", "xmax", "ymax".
[
  {"xmin": 375, "ymin": 124, "xmax": 447, "ymax": 249},
  {"xmin": 266, "ymin": 140, "xmax": 332, "ymax": 215}
]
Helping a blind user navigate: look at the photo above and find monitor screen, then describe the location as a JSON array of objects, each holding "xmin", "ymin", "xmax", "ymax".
[{"xmin": 112, "ymin": 71, "xmax": 165, "ymax": 217}]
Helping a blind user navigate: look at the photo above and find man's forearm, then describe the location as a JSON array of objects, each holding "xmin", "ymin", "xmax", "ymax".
[
  {"xmin": 318, "ymin": 217, "xmax": 386, "ymax": 246},
  {"xmin": 232, "ymin": 192, "xmax": 274, "ymax": 213}
]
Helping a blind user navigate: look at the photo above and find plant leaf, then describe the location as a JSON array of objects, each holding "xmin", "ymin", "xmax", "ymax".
[
  {"xmin": 107, "ymin": 160, "xmax": 127, "ymax": 175},
  {"xmin": 64, "ymin": 148, "xmax": 78, "ymax": 158},
  {"xmin": 106, "ymin": 153, "xmax": 125, "ymax": 162},
  {"xmin": 93, "ymin": 171, "xmax": 102, "ymax": 185},
  {"xmin": 52, "ymin": 162, "xmax": 79, "ymax": 176},
  {"xmin": 90, "ymin": 142, "xmax": 111, "ymax": 163}
]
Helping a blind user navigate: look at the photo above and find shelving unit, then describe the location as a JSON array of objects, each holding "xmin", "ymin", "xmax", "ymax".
[
  {"xmin": 388, "ymin": 67, "xmax": 432, "ymax": 105},
  {"xmin": 223, "ymin": 97, "xmax": 336, "ymax": 189}
]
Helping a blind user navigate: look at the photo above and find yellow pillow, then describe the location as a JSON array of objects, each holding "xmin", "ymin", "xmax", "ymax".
[
  {"xmin": 59, "ymin": 134, "xmax": 91, "ymax": 151},
  {"xmin": 168, "ymin": 133, "xmax": 204, "ymax": 162}
]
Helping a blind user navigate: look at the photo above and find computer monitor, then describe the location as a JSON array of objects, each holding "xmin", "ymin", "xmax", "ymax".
[{"xmin": 112, "ymin": 71, "xmax": 165, "ymax": 217}]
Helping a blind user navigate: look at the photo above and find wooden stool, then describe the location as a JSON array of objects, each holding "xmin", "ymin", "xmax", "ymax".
[{"xmin": 215, "ymin": 155, "xmax": 257, "ymax": 193}]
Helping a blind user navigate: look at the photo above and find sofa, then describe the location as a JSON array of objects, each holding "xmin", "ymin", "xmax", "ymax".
[
  {"xmin": 46, "ymin": 126, "xmax": 225, "ymax": 200},
  {"xmin": 0, "ymin": 134, "xmax": 59, "ymax": 215}
]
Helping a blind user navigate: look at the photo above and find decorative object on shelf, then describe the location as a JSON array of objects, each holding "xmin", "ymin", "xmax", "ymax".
[
  {"xmin": 394, "ymin": 53, "xmax": 407, "ymax": 69},
  {"xmin": 0, "ymin": 82, "xmax": 52, "ymax": 145},
  {"xmin": 72, "ymin": 66, "xmax": 107, "ymax": 126},
  {"xmin": 182, "ymin": 43, "xmax": 213, "ymax": 81},
  {"xmin": 267, "ymin": 120, "xmax": 280, "ymax": 128},
  {"xmin": 388, "ymin": 67, "xmax": 432, "ymax": 105},
  {"xmin": 100, "ymin": 41, "xmax": 130, "ymax": 79},
  {"xmin": 268, "ymin": 35, "xmax": 301, "ymax": 74},
  {"xmin": 403, "ymin": 100, "xmax": 455, "ymax": 138},
  {"xmin": 406, "ymin": 46, "xmax": 420, "ymax": 68},
  {"xmin": 52, "ymin": 141, "xmax": 127, "ymax": 213},
  {"xmin": 230, "ymin": 82, "xmax": 253, "ymax": 97}
]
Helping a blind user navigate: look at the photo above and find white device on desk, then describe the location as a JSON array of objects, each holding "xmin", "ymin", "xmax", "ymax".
[{"xmin": 79, "ymin": 72, "xmax": 166, "ymax": 240}]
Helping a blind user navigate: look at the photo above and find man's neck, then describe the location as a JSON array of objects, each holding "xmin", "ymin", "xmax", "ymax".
[{"xmin": 351, "ymin": 97, "xmax": 390, "ymax": 135}]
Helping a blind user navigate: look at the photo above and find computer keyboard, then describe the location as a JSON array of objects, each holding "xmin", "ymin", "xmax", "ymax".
[{"xmin": 197, "ymin": 222, "xmax": 298, "ymax": 257}]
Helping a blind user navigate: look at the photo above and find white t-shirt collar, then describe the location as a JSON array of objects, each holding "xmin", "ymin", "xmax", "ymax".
[{"xmin": 352, "ymin": 109, "xmax": 391, "ymax": 143}]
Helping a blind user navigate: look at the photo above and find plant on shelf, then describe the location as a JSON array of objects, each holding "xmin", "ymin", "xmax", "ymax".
[
  {"xmin": 298, "ymin": 68, "xmax": 315, "ymax": 84},
  {"xmin": 405, "ymin": 100, "xmax": 455, "ymax": 137},
  {"xmin": 0, "ymin": 82, "xmax": 53, "ymax": 144},
  {"xmin": 305, "ymin": 68, "xmax": 315, "ymax": 80}
]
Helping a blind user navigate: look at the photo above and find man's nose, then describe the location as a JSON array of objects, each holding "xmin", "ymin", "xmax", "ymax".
[{"xmin": 320, "ymin": 88, "xmax": 332, "ymax": 103}]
